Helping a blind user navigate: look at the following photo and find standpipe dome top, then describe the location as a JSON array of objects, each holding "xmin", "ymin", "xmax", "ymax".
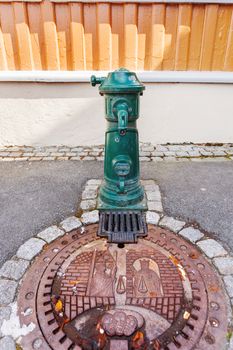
[{"xmin": 91, "ymin": 68, "xmax": 145, "ymax": 94}]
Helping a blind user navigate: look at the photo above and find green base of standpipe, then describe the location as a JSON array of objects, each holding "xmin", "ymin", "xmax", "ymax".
[{"xmin": 97, "ymin": 193, "xmax": 147, "ymax": 211}]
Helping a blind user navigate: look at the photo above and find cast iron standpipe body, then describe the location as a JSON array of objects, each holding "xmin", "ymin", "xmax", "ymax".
[{"xmin": 91, "ymin": 68, "xmax": 147, "ymax": 243}]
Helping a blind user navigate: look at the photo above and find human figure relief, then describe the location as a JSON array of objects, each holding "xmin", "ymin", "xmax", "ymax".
[
  {"xmin": 89, "ymin": 260, "xmax": 117, "ymax": 297},
  {"xmin": 133, "ymin": 259, "xmax": 163, "ymax": 298}
]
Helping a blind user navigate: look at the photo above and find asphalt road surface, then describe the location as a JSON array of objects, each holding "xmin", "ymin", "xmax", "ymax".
[{"xmin": 0, "ymin": 160, "xmax": 232, "ymax": 265}]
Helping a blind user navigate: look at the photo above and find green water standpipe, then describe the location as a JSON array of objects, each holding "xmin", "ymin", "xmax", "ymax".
[{"xmin": 91, "ymin": 68, "xmax": 147, "ymax": 211}]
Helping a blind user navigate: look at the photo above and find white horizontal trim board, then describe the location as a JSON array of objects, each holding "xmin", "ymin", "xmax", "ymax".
[{"xmin": 0, "ymin": 71, "xmax": 233, "ymax": 84}]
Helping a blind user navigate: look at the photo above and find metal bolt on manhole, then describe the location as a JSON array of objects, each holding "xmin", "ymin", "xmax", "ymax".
[{"xmin": 17, "ymin": 224, "xmax": 229, "ymax": 350}]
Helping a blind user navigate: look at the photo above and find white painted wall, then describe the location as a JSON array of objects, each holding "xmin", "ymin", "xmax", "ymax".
[{"xmin": 0, "ymin": 82, "xmax": 232, "ymax": 146}]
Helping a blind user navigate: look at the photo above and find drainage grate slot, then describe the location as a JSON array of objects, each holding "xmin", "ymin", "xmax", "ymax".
[{"xmin": 98, "ymin": 211, "xmax": 148, "ymax": 243}]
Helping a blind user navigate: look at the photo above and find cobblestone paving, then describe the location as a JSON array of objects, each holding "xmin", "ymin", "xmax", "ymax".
[{"xmin": 0, "ymin": 143, "xmax": 233, "ymax": 162}]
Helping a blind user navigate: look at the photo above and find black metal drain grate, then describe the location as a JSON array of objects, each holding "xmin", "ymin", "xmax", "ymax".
[{"xmin": 98, "ymin": 211, "xmax": 148, "ymax": 243}]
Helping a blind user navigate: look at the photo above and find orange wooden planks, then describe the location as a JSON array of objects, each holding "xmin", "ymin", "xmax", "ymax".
[
  {"xmin": 112, "ymin": 4, "xmax": 124, "ymax": 69},
  {"xmin": 97, "ymin": 3, "xmax": 112, "ymax": 70},
  {"xmin": 13, "ymin": 2, "xmax": 34, "ymax": 70},
  {"xmin": 200, "ymin": 4, "xmax": 219, "ymax": 71},
  {"xmin": 175, "ymin": 4, "xmax": 192, "ymax": 70},
  {"xmin": 224, "ymin": 9, "xmax": 233, "ymax": 70},
  {"xmin": 55, "ymin": 3, "xmax": 71, "ymax": 70},
  {"xmin": 0, "ymin": 19, "xmax": 7, "ymax": 69},
  {"xmin": 27, "ymin": 3, "xmax": 43, "ymax": 70},
  {"xmin": 124, "ymin": 4, "xmax": 138, "ymax": 70},
  {"xmin": 150, "ymin": 4, "xmax": 165, "ymax": 71},
  {"xmin": 0, "ymin": 1, "xmax": 233, "ymax": 71},
  {"xmin": 83, "ymin": 3, "xmax": 97, "ymax": 70},
  {"xmin": 212, "ymin": 5, "xmax": 232, "ymax": 70},
  {"xmin": 163, "ymin": 4, "xmax": 179, "ymax": 70},
  {"xmin": 41, "ymin": 1, "xmax": 60, "ymax": 70},
  {"xmin": 0, "ymin": 3, "xmax": 18, "ymax": 70},
  {"xmin": 138, "ymin": 4, "xmax": 151, "ymax": 70},
  {"xmin": 188, "ymin": 5, "xmax": 205, "ymax": 70},
  {"xmin": 70, "ymin": 3, "xmax": 85, "ymax": 70}
]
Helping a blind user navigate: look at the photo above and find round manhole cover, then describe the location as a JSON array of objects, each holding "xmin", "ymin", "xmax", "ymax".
[{"xmin": 18, "ymin": 224, "xmax": 229, "ymax": 350}]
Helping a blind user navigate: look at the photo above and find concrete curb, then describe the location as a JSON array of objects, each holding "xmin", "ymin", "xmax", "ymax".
[{"xmin": 0, "ymin": 179, "xmax": 232, "ymax": 349}]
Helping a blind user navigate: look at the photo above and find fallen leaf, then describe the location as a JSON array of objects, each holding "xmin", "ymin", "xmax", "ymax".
[
  {"xmin": 169, "ymin": 255, "xmax": 180, "ymax": 266},
  {"xmin": 153, "ymin": 339, "xmax": 161, "ymax": 350},
  {"xmin": 209, "ymin": 285, "xmax": 219, "ymax": 293},
  {"xmin": 183, "ymin": 311, "xmax": 190, "ymax": 320},
  {"xmin": 55, "ymin": 299, "xmax": 63, "ymax": 312},
  {"xmin": 60, "ymin": 316, "xmax": 70, "ymax": 330},
  {"xmin": 69, "ymin": 280, "xmax": 80, "ymax": 285},
  {"xmin": 189, "ymin": 252, "xmax": 199, "ymax": 259},
  {"xmin": 131, "ymin": 331, "xmax": 145, "ymax": 349}
]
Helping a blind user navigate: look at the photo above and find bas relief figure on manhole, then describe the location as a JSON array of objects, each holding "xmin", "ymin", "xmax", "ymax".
[
  {"xmin": 132, "ymin": 259, "xmax": 163, "ymax": 298},
  {"xmin": 87, "ymin": 250, "xmax": 117, "ymax": 297}
]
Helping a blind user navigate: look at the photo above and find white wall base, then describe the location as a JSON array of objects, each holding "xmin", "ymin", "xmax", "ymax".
[{"xmin": 0, "ymin": 82, "xmax": 232, "ymax": 146}]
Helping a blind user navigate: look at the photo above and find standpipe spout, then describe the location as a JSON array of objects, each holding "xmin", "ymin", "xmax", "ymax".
[
  {"xmin": 90, "ymin": 75, "xmax": 105, "ymax": 86},
  {"xmin": 117, "ymin": 104, "xmax": 128, "ymax": 134}
]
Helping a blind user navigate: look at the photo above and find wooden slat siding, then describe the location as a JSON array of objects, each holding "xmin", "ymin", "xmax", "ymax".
[
  {"xmin": 0, "ymin": 2, "xmax": 233, "ymax": 71},
  {"xmin": 13, "ymin": 3, "xmax": 34, "ymax": 69},
  {"xmin": 55, "ymin": 4, "xmax": 71, "ymax": 70},
  {"xmin": 138, "ymin": 5, "xmax": 151, "ymax": 70},
  {"xmin": 112, "ymin": 4, "xmax": 124, "ymax": 69},
  {"xmin": 97, "ymin": 3, "xmax": 112, "ymax": 70},
  {"xmin": 200, "ymin": 4, "xmax": 219, "ymax": 70},
  {"xmin": 41, "ymin": 1, "xmax": 60, "ymax": 69},
  {"xmin": 0, "ymin": 19, "xmax": 7, "ymax": 69},
  {"xmin": 83, "ymin": 4, "xmax": 97, "ymax": 70},
  {"xmin": 0, "ymin": 4, "xmax": 18, "ymax": 69},
  {"xmin": 212, "ymin": 5, "xmax": 232, "ymax": 70},
  {"xmin": 188, "ymin": 4, "xmax": 205, "ymax": 70},
  {"xmin": 70, "ymin": 3, "xmax": 85, "ymax": 70},
  {"xmin": 175, "ymin": 4, "xmax": 192, "ymax": 70},
  {"xmin": 150, "ymin": 4, "xmax": 165, "ymax": 70},
  {"xmin": 224, "ymin": 9, "xmax": 233, "ymax": 70},
  {"xmin": 27, "ymin": 3, "xmax": 43, "ymax": 69},
  {"xmin": 124, "ymin": 4, "xmax": 138, "ymax": 70},
  {"xmin": 163, "ymin": 4, "xmax": 179, "ymax": 70}
]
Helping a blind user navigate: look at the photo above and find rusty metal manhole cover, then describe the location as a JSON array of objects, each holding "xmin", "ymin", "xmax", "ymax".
[{"xmin": 18, "ymin": 224, "xmax": 228, "ymax": 350}]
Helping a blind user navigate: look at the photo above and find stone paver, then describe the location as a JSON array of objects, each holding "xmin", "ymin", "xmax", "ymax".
[
  {"xmin": 159, "ymin": 216, "xmax": 185, "ymax": 232},
  {"xmin": 146, "ymin": 191, "xmax": 161, "ymax": 201},
  {"xmin": 82, "ymin": 188, "xmax": 98, "ymax": 200},
  {"xmin": 60, "ymin": 216, "xmax": 82, "ymax": 232},
  {"xmin": 19, "ymin": 142, "xmax": 233, "ymax": 162},
  {"xmin": 147, "ymin": 201, "xmax": 163, "ymax": 212},
  {"xmin": 0, "ymin": 336, "xmax": 15, "ymax": 350},
  {"xmin": 87, "ymin": 179, "xmax": 102, "ymax": 185},
  {"xmin": 213, "ymin": 257, "xmax": 233, "ymax": 275},
  {"xmin": 37, "ymin": 226, "xmax": 64, "ymax": 243},
  {"xmin": 80, "ymin": 199, "xmax": 96, "ymax": 211},
  {"xmin": 179, "ymin": 227, "xmax": 204, "ymax": 243},
  {"xmin": 146, "ymin": 211, "xmax": 160, "ymax": 225},
  {"xmin": 223, "ymin": 276, "xmax": 233, "ymax": 298},
  {"xmin": 197, "ymin": 239, "xmax": 227, "ymax": 258},
  {"xmin": 81, "ymin": 210, "xmax": 99, "ymax": 225},
  {"xmin": 0, "ymin": 259, "xmax": 29, "ymax": 281},
  {"xmin": 0, "ymin": 280, "xmax": 17, "ymax": 304},
  {"xmin": 0, "ymin": 307, "xmax": 11, "ymax": 337},
  {"xmin": 16, "ymin": 238, "xmax": 46, "ymax": 260}
]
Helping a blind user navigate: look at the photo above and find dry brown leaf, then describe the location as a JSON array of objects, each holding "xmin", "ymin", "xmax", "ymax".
[
  {"xmin": 55, "ymin": 299, "xmax": 63, "ymax": 312},
  {"xmin": 183, "ymin": 311, "xmax": 190, "ymax": 320}
]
